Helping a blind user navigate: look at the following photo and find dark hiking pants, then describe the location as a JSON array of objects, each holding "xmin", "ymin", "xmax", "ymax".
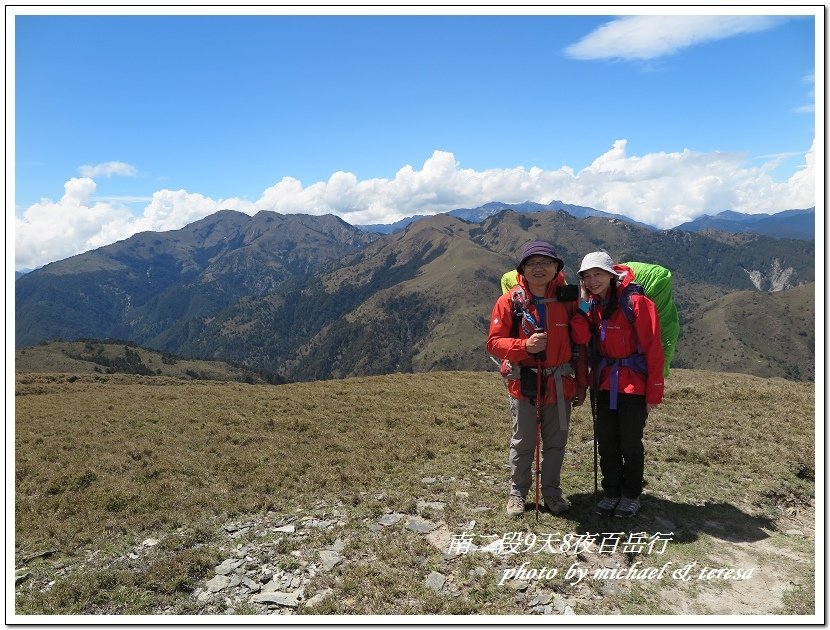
[{"xmin": 595, "ymin": 390, "xmax": 647, "ymax": 499}]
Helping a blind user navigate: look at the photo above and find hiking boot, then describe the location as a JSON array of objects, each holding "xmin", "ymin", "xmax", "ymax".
[
  {"xmin": 506, "ymin": 495, "xmax": 525, "ymax": 517},
  {"xmin": 595, "ymin": 496, "xmax": 620, "ymax": 516},
  {"xmin": 544, "ymin": 495, "xmax": 571, "ymax": 515},
  {"xmin": 614, "ymin": 496, "xmax": 641, "ymax": 518}
]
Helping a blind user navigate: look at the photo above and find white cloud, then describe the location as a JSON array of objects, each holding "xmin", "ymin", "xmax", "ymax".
[
  {"xmin": 564, "ymin": 16, "xmax": 782, "ymax": 61},
  {"xmin": 559, "ymin": 139, "xmax": 815, "ymax": 227},
  {"xmin": 14, "ymin": 142, "xmax": 816, "ymax": 270},
  {"xmin": 15, "ymin": 178, "xmax": 134, "ymax": 268},
  {"xmin": 793, "ymin": 72, "xmax": 816, "ymax": 113},
  {"xmin": 78, "ymin": 161, "xmax": 138, "ymax": 178}
]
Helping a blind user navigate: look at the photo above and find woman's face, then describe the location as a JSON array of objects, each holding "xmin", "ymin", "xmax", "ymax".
[{"xmin": 581, "ymin": 267, "xmax": 615, "ymax": 298}]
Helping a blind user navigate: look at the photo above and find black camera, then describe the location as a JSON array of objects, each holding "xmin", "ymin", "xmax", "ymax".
[{"xmin": 555, "ymin": 284, "xmax": 579, "ymax": 302}]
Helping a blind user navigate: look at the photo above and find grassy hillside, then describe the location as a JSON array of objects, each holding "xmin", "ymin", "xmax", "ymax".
[
  {"xmin": 15, "ymin": 341, "xmax": 284, "ymax": 384},
  {"xmin": 14, "ymin": 368, "xmax": 815, "ymax": 617},
  {"xmin": 675, "ymin": 283, "xmax": 815, "ymax": 380}
]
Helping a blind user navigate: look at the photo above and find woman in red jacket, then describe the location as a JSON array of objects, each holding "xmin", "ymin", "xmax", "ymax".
[
  {"xmin": 577, "ymin": 251, "xmax": 664, "ymax": 518},
  {"xmin": 487, "ymin": 241, "xmax": 588, "ymax": 518}
]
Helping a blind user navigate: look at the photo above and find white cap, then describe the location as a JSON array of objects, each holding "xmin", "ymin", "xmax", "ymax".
[{"xmin": 578, "ymin": 251, "xmax": 626, "ymax": 280}]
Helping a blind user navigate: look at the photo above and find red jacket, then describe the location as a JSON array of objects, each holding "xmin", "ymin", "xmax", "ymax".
[
  {"xmin": 574, "ymin": 265, "xmax": 665, "ymax": 405},
  {"xmin": 486, "ymin": 272, "xmax": 588, "ymax": 404}
]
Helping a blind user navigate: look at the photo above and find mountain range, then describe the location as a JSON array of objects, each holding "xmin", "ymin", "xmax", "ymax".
[
  {"xmin": 357, "ymin": 203, "xmax": 815, "ymax": 241},
  {"xmin": 673, "ymin": 208, "xmax": 815, "ymax": 240},
  {"xmin": 359, "ymin": 199, "xmax": 657, "ymax": 234},
  {"xmin": 15, "ymin": 206, "xmax": 815, "ymax": 383}
]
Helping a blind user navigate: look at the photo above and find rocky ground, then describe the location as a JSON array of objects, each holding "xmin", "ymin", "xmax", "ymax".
[{"xmin": 15, "ymin": 476, "xmax": 815, "ymax": 618}]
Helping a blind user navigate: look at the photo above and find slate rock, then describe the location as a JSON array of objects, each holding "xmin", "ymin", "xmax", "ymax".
[
  {"xmin": 205, "ymin": 574, "xmax": 230, "ymax": 593},
  {"xmin": 241, "ymin": 576, "xmax": 261, "ymax": 592},
  {"xmin": 261, "ymin": 579, "xmax": 283, "ymax": 593},
  {"xmin": 425, "ymin": 571, "xmax": 446, "ymax": 592},
  {"xmin": 553, "ymin": 593, "xmax": 576, "ymax": 613},
  {"xmin": 252, "ymin": 592, "xmax": 300, "ymax": 607},
  {"xmin": 319, "ymin": 550, "xmax": 344, "ymax": 572},
  {"xmin": 527, "ymin": 591, "xmax": 553, "ymax": 606},
  {"xmin": 377, "ymin": 513, "xmax": 404, "ymax": 527},
  {"xmin": 303, "ymin": 518, "xmax": 333, "ymax": 529},
  {"xmin": 405, "ymin": 516, "xmax": 438, "ymax": 533},
  {"xmin": 215, "ymin": 558, "xmax": 244, "ymax": 575}
]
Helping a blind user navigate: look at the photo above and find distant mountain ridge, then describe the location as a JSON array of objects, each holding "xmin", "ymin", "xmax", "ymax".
[
  {"xmin": 15, "ymin": 210, "xmax": 378, "ymax": 348},
  {"xmin": 15, "ymin": 208, "xmax": 815, "ymax": 383},
  {"xmin": 15, "ymin": 339, "xmax": 285, "ymax": 384},
  {"xmin": 675, "ymin": 207, "xmax": 814, "ymax": 240},
  {"xmin": 357, "ymin": 203, "xmax": 814, "ymax": 241},
  {"xmin": 357, "ymin": 199, "xmax": 654, "ymax": 234}
]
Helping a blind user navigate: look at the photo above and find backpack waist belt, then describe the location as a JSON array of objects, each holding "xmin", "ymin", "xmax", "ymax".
[
  {"xmin": 522, "ymin": 363, "xmax": 575, "ymax": 430},
  {"xmin": 597, "ymin": 354, "xmax": 647, "ymax": 410}
]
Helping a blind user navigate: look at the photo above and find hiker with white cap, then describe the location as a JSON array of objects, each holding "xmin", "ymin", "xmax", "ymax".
[
  {"xmin": 487, "ymin": 241, "xmax": 588, "ymax": 518},
  {"xmin": 576, "ymin": 251, "xmax": 665, "ymax": 518}
]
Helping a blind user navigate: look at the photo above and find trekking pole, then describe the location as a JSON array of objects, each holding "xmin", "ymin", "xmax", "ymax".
[
  {"xmin": 534, "ymin": 353, "xmax": 543, "ymax": 522},
  {"xmin": 531, "ymin": 320, "xmax": 547, "ymax": 523},
  {"xmin": 587, "ymin": 330, "xmax": 600, "ymax": 500},
  {"xmin": 590, "ymin": 385, "xmax": 598, "ymax": 497}
]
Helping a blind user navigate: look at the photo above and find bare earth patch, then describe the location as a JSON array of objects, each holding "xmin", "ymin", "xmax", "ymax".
[{"xmin": 659, "ymin": 506, "xmax": 814, "ymax": 615}]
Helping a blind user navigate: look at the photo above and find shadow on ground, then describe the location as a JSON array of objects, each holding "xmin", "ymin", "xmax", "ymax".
[{"xmin": 526, "ymin": 493, "xmax": 775, "ymax": 545}]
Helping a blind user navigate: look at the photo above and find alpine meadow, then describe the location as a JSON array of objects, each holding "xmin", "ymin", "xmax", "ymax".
[{"xmin": 14, "ymin": 206, "xmax": 817, "ymax": 619}]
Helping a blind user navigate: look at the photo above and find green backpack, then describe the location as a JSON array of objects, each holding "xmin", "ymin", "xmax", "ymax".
[
  {"xmin": 500, "ymin": 269, "xmax": 520, "ymax": 294},
  {"xmin": 501, "ymin": 262, "xmax": 679, "ymax": 376},
  {"xmin": 619, "ymin": 262, "xmax": 679, "ymax": 377}
]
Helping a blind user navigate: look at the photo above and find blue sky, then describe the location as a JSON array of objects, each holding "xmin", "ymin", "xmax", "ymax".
[{"xmin": 10, "ymin": 7, "xmax": 820, "ymax": 270}]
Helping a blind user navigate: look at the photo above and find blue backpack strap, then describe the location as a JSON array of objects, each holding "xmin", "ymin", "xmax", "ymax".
[
  {"xmin": 598, "ymin": 354, "xmax": 647, "ymax": 410},
  {"xmin": 620, "ymin": 282, "xmax": 646, "ymax": 353},
  {"xmin": 619, "ymin": 282, "xmax": 645, "ymax": 323}
]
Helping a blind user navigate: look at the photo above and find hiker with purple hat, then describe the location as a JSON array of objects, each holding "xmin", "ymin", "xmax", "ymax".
[{"xmin": 487, "ymin": 241, "xmax": 588, "ymax": 518}]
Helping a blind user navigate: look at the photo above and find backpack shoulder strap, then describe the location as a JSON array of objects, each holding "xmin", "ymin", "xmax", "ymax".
[
  {"xmin": 619, "ymin": 282, "xmax": 645, "ymax": 323},
  {"xmin": 619, "ymin": 283, "xmax": 647, "ymax": 353},
  {"xmin": 509, "ymin": 286, "xmax": 529, "ymax": 338}
]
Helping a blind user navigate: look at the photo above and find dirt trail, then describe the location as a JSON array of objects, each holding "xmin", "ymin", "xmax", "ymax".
[{"xmin": 657, "ymin": 506, "xmax": 813, "ymax": 615}]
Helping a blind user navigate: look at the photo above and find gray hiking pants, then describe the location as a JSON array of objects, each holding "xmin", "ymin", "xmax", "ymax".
[{"xmin": 508, "ymin": 396, "xmax": 570, "ymax": 500}]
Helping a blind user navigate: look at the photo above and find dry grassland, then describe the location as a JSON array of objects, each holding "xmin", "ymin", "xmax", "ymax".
[{"xmin": 13, "ymin": 369, "xmax": 816, "ymax": 617}]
